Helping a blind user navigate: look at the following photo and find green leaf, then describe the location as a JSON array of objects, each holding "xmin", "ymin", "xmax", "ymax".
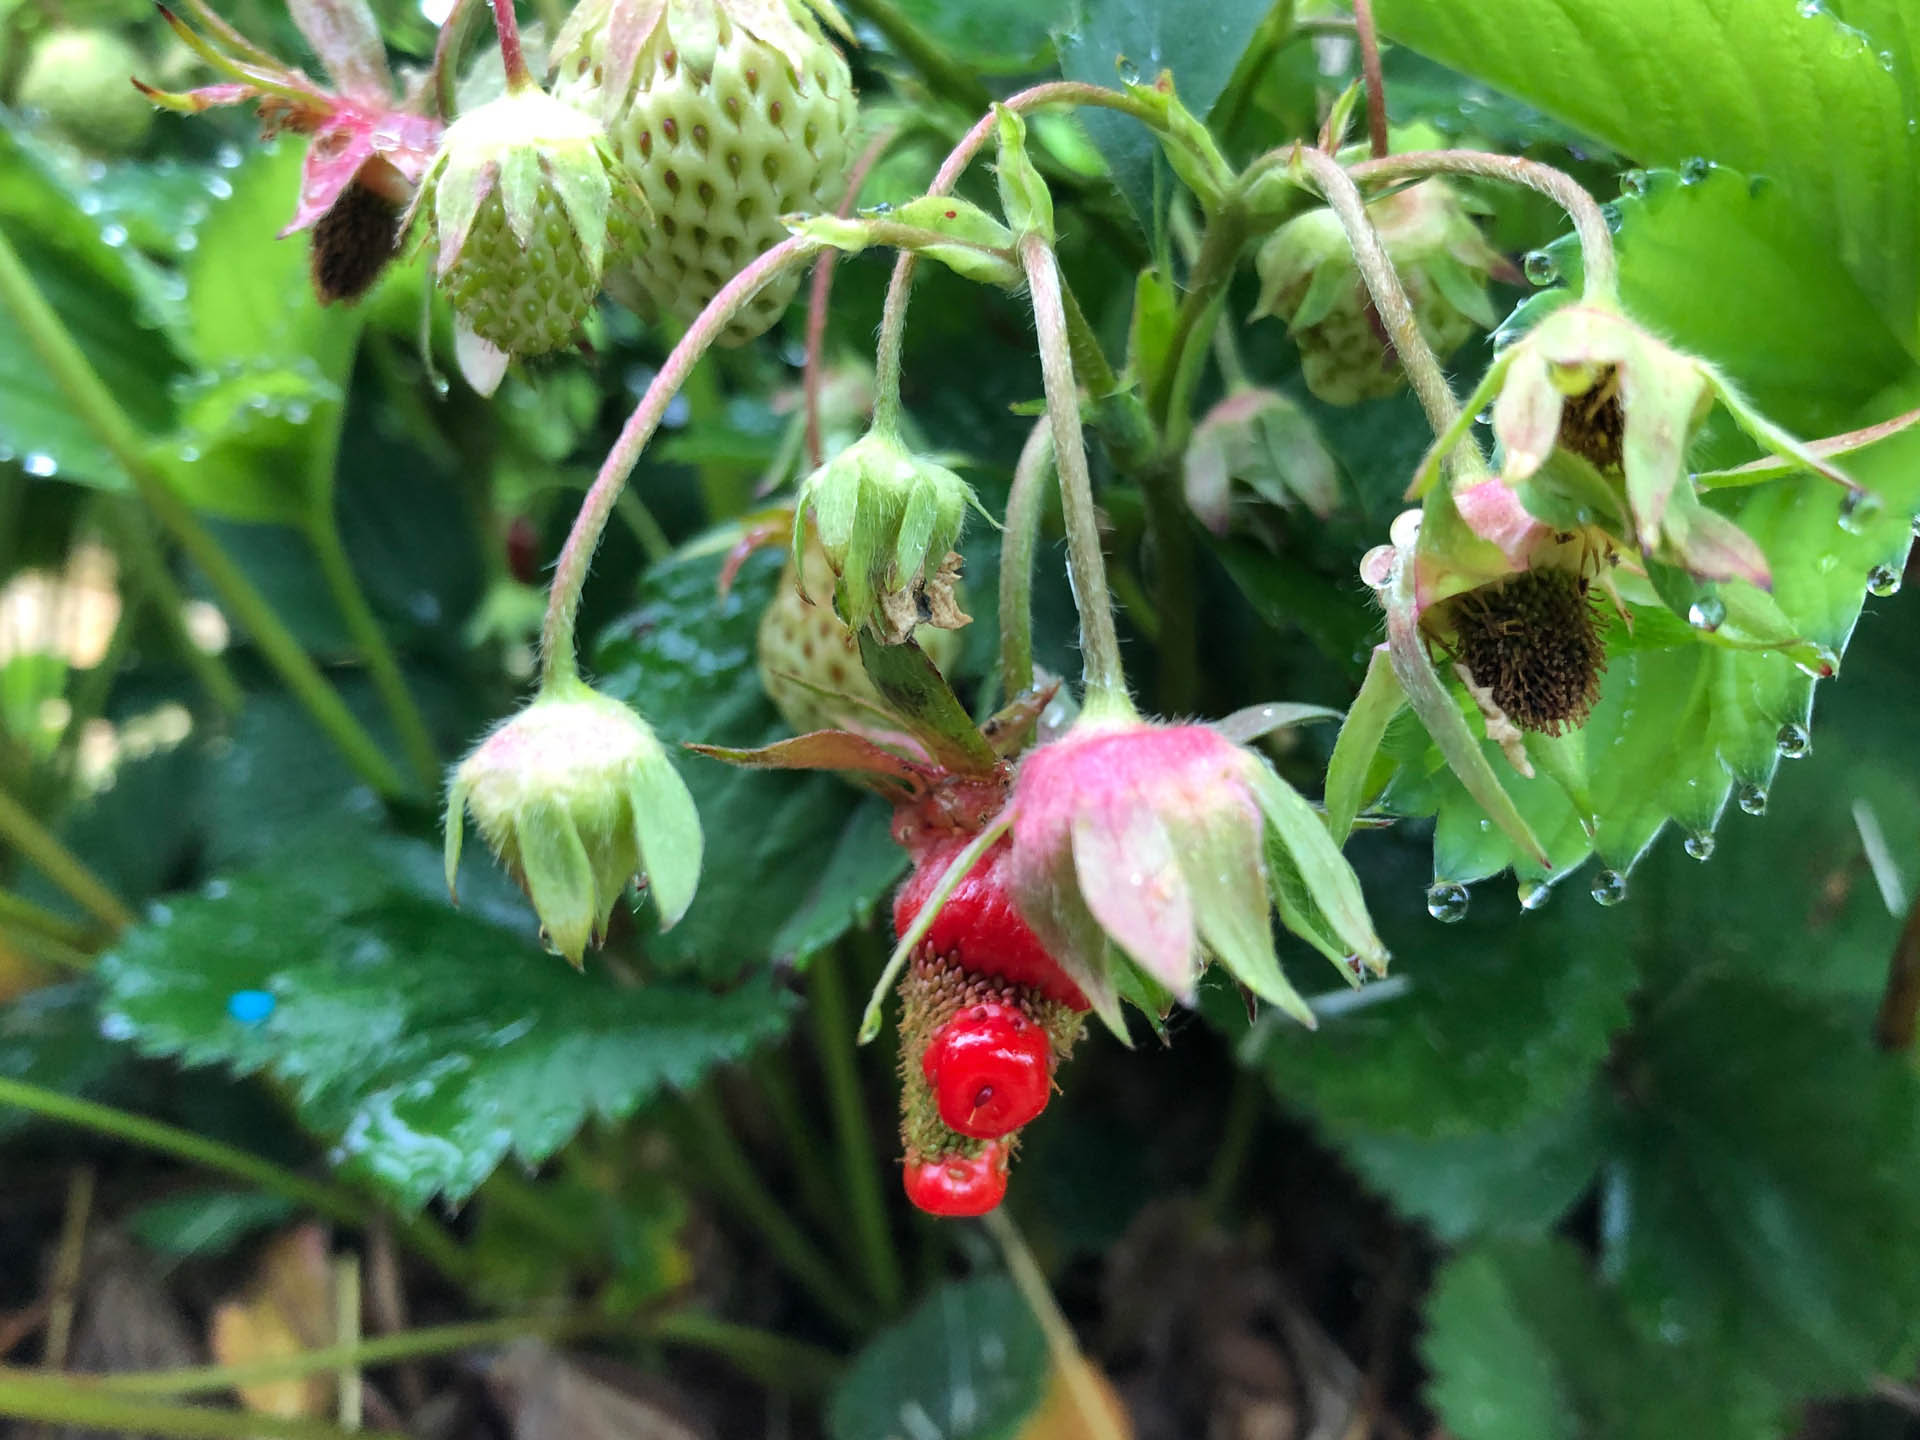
[
  {"xmin": 0, "ymin": 127, "xmax": 186, "ymax": 487},
  {"xmin": 0, "ymin": 982, "xmax": 132, "ymax": 1141},
  {"xmin": 1609, "ymin": 976, "xmax": 1920, "ymax": 1399},
  {"xmin": 1331, "ymin": 1082, "xmax": 1607, "ymax": 1245},
  {"xmin": 1057, "ymin": 0, "xmax": 1277, "ymax": 229},
  {"xmin": 828, "ymin": 1275, "xmax": 1048, "ymax": 1440},
  {"xmin": 1422, "ymin": 1238, "xmax": 1785, "ymax": 1440},
  {"xmin": 1376, "ymin": 165, "xmax": 1920, "ymax": 891},
  {"xmin": 1244, "ymin": 844, "xmax": 1636, "ymax": 1136},
  {"xmin": 769, "ymin": 797, "xmax": 906, "ymax": 962},
  {"xmin": 95, "ymin": 836, "xmax": 795, "ymax": 1208},
  {"xmin": 593, "ymin": 546, "xmax": 882, "ymax": 979},
  {"xmin": 892, "ymin": 0, "xmax": 1073, "ymax": 73},
  {"xmin": 1372, "ymin": 0, "xmax": 1920, "ymax": 346}
]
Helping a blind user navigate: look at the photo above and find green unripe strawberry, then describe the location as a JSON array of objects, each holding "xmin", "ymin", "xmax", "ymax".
[
  {"xmin": 1254, "ymin": 177, "xmax": 1504, "ymax": 406},
  {"xmin": 413, "ymin": 85, "xmax": 627, "ymax": 394},
  {"xmin": 17, "ymin": 29, "xmax": 153, "ymax": 155},
  {"xmin": 551, "ymin": 0, "xmax": 858, "ymax": 343}
]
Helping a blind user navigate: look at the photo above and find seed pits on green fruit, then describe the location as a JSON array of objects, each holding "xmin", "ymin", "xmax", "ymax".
[
  {"xmin": 664, "ymin": 169, "xmax": 682, "ymax": 194},
  {"xmin": 662, "ymin": 116, "xmax": 679, "ymax": 144},
  {"xmin": 726, "ymin": 151, "xmax": 743, "ymax": 178},
  {"xmin": 762, "ymin": 155, "xmax": 781, "ymax": 183},
  {"xmin": 744, "ymin": 65, "xmax": 760, "ymax": 93},
  {"xmin": 691, "ymin": 123, "xmax": 710, "ymax": 154},
  {"xmin": 720, "ymin": 235, "xmax": 739, "ymax": 262},
  {"xmin": 769, "ymin": 99, "xmax": 784, "ymax": 126},
  {"xmin": 737, "ymin": 197, "xmax": 756, "ymax": 222}
]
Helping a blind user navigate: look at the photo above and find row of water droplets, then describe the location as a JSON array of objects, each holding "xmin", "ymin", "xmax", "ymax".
[{"xmin": 1424, "ymin": 719, "xmax": 1813, "ymax": 921}]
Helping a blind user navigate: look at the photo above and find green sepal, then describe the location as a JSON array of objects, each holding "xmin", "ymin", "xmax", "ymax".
[
  {"xmin": 629, "ymin": 757, "xmax": 703, "ymax": 930},
  {"xmin": 993, "ymin": 105, "xmax": 1055, "ymax": 242},
  {"xmin": 1324, "ymin": 645, "xmax": 1407, "ymax": 847},
  {"xmin": 517, "ymin": 798, "xmax": 598, "ymax": 966}
]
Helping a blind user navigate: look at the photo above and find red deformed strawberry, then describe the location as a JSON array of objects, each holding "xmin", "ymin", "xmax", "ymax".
[
  {"xmin": 891, "ymin": 832, "xmax": 1087, "ymax": 1217},
  {"xmin": 903, "ymin": 1143, "xmax": 1010, "ymax": 1218},
  {"xmin": 921, "ymin": 1000, "xmax": 1052, "ymax": 1139}
]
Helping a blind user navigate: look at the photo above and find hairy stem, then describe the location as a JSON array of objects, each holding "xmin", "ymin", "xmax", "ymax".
[
  {"xmin": 872, "ymin": 82, "xmax": 1162, "ymax": 435},
  {"xmin": 305, "ymin": 516, "xmax": 440, "ymax": 792},
  {"xmin": 0, "ymin": 1077, "xmax": 472, "ymax": 1286},
  {"xmin": 1290, "ymin": 147, "xmax": 1468, "ymax": 453},
  {"xmin": 999, "ymin": 419, "xmax": 1054, "ymax": 700},
  {"xmin": 1148, "ymin": 199, "xmax": 1249, "ymax": 449},
  {"xmin": 0, "ymin": 786, "xmax": 134, "ymax": 932},
  {"xmin": 541, "ymin": 236, "xmax": 821, "ymax": 686},
  {"xmin": 1351, "ymin": 149, "xmax": 1618, "ymax": 302},
  {"xmin": 489, "ymin": 0, "xmax": 530, "ymax": 90},
  {"xmin": 806, "ymin": 127, "xmax": 900, "ymax": 469},
  {"xmin": 0, "ymin": 225, "xmax": 408, "ymax": 799},
  {"xmin": 1351, "ymin": 0, "xmax": 1389, "ymax": 159},
  {"xmin": 1021, "ymin": 234, "xmax": 1129, "ymax": 707},
  {"xmin": 808, "ymin": 944, "xmax": 904, "ymax": 1313}
]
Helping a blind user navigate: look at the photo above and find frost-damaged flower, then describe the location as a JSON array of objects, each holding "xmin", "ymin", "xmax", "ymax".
[
  {"xmin": 444, "ymin": 680, "xmax": 703, "ymax": 964},
  {"xmin": 1003, "ymin": 701, "xmax": 1389, "ymax": 1033},
  {"xmin": 1254, "ymin": 166, "xmax": 1508, "ymax": 405},
  {"xmin": 407, "ymin": 84, "xmax": 630, "ymax": 394},
  {"xmin": 140, "ymin": 0, "xmax": 442, "ymax": 303},
  {"xmin": 792, "ymin": 425, "xmax": 983, "ymax": 644},
  {"xmin": 1411, "ymin": 299, "xmax": 1864, "ymax": 588}
]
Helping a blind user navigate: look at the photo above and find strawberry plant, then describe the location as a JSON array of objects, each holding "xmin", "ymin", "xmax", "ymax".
[{"xmin": 3, "ymin": 0, "xmax": 1920, "ymax": 1435}]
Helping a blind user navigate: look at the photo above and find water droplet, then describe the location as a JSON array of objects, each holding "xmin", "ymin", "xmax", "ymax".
[
  {"xmin": 216, "ymin": 143, "xmax": 243, "ymax": 168},
  {"xmin": 1775, "ymin": 721, "xmax": 1811, "ymax": 758},
  {"xmin": 1797, "ymin": 0, "xmax": 1823, "ymax": 17},
  {"xmin": 23, "ymin": 452, "xmax": 57, "ymax": 477},
  {"xmin": 1840, "ymin": 488, "xmax": 1883, "ymax": 533},
  {"xmin": 1518, "ymin": 879, "xmax": 1552, "ymax": 911},
  {"xmin": 1737, "ymin": 783, "xmax": 1768, "ymax": 816},
  {"xmin": 1910, "ymin": 513, "xmax": 1920, "ymax": 538},
  {"xmin": 1867, "ymin": 563, "xmax": 1902, "ymax": 597},
  {"xmin": 227, "ymin": 989, "xmax": 276, "ymax": 1025},
  {"xmin": 174, "ymin": 230, "xmax": 199, "ymax": 253},
  {"xmin": 1880, "ymin": 48, "xmax": 1896, "ymax": 70},
  {"xmin": 98, "ymin": 1012, "xmax": 136, "ymax": 1041},
  {"xmin": 177, "ymin": 444, "xmax": 201, "ymax": 463},
  {"xmin": 1620, "ymin": 169, "xmax": 1649, "ymax": 197},
  {"xmin": 1475, "ymin": 406, "xmax": 1493, "ymax": 425},
  {"xmin": 1522, "ymin": 250, "xmax": 1559, "ymax": 285},
  {"xmin": 100, "ymin": 222, "xmax": 127, "ymax": 248},
  {"xmin": 1687, "ymin": 595, "xmax": 1726, "ymax": 631},
  {"xmin": 1791, "ymin": 642, "xmax": 1840, "ymax": 679},
  {"xmin": 204, "ymin": 173, "xmax": 234, "ymax": 199},
  {"xmin": 1680, "ymin": 156, "xmax": 1713, "ymax": 184},
  {"xmin": 1426, "ymin": 882, "xmax": 1469, "ymax": 923},
  {"xmin": 1683, "ymin": 831, "xmax": 1716, "ymax": 861},
  {"xmin": 1600, "ymin": 201, "xmax": 1623, "ymax": 232},
  {"xmin": 1116, "ymin": 56, "xmax": 1141, "ymax": 85},
  {"xmin": 78, "ymin": 191, "xmax": 103, "ymax": 216},
  {"xmin": 1590, "ymin": 869, "xmax": 1628, "ymax": 906}
]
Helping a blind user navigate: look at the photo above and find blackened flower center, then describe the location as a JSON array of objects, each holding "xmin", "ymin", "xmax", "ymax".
[
  {"xmin": 1558, "ymin": 364, "xmax": 1625, "ymax": 472},
  {"xmin": 310, "ymin": 180, "xmax": 402, "ymax": 306},
  {"xmin": 1450, "ymin": 566, "xmax": 1606, "ymax": 735}
]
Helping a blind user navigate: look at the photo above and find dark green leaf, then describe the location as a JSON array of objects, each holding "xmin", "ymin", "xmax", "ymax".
[
  {"xmin": 1422, "ymin": 1237, "xmax": 1785, "ymax": 1440},
  {"xmin": 1609, "ymin": 976, "xmax": 1920, "ymax": 1398},
  {"xmin": 828, "ymin": 1275, "xmax": 1048, "ymax": 1440},
  {"xmin": 96, "ymin": 837, "xmax": 794, "ymax": 1207},
  {"xmin": 0, "ymin": 982, "xmax": 131, "ymax": 1140},
  {"xmin": 769, "ymin": 797, "xmax": 906, "ymax": 962}
]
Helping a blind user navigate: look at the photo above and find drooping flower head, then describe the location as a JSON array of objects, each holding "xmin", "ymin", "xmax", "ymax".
[
  {"xmin": 792, "ymin": 426, "xmax": 982, "ymax": 644},
  {"xmin": 1005, "ymin": 705, "xmax": 1389, "ymax": 1033},
  {"xmin": 138, "ymin": 0, "xmax": 442, "ymax": 303},
  {"xmin": 444, "ymin": 679, "xmax": 703, "ymax": 964}
]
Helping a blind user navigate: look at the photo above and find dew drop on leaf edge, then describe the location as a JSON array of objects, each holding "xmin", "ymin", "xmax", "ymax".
[
  {"xmin": 1683, "ymin": 831, "xmax": 1716, "ymax": 861},
  {"xmin": 1867, "ymin": 563, "xmax": 1902, "ymax": 597},
  {"xmin": 1517, "ymin": 879, "xmax": 1551, "ymax": 911},
  {"xmin": 1738, "ymin": 783, "xmax": 1768, "ymax": 816},
  {"xmin": 1840, "ymin": 489, "xmax": 1883, "ymax": 534},
  {"xmin": 1687, "ymin": 595, "xmax": 1726, "ymax": 631},
  {"xmin": 1522, "ymin": 250, "xmax": 1558, "ymax": 286},
  {"xmin": 1589, "ymin": 868, "xmax": 1628, "ymax": 906},
  {"xmin": 1775, "ymin": 721, "xmax": 1811, "ymax": 759},
  {"xmin": 1426, "ymin": 881, "xmax": 1469, "ymax": 923}
]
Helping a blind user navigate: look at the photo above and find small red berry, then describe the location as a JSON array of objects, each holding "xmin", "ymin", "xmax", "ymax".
[
  {"xmin": 921, "ymin": 1002, "xmax": 1052, "ymax": 1139},
  {"xmin": 902, "ymin": 1143, "xmax": 1009, "ymax": 1217},
  {"xmin": 506, "ymin": 517, "xmax": 541, "ymax": 585}
]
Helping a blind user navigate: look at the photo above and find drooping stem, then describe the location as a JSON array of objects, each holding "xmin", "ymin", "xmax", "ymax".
[
  {"xmin": 489, "ymin": 0, "xmax": 530, "ymax": 91},
  {"xmin": 984, "ymin": 1208, "xmax": 1127, "ymax": 1440},
  {"xmin": 1351, "ymin": 0, "xmax": 1390, "ymax": 159},
  {"xmin": 807, "ymin": 943, "xmax": 904, "ymax": 1314},
  {"xmin": 427, "ymin": 0, "xmax": 484, "ymax": 118},
  {"xmin": 1021, "ymin": 233, "xmax": 1130, "ymax": 707},
  {"xmin": 871, "ymin": 81, "xmax": 1162, "ymax": 435},
  {"xmin": 0, "ymin": 224, "xmax": 409, "ymax": 799},
  {"xmin": 540, "ymin": 236, "xmax": 821, "ymax": 686},
  {"xmin": 1290, "ymin": 147, "xmax": 1475, "ymax": 465},
  {"xmin": 806, "ymin": 127, "xmax": 900, "ymax": 469},
  {"xmin": 999, "ymin": 419, "xmax": 1053, "ymax": 701},
  {"xmin": 0, "ymin": 1076, "xmax": 473, "ymax": 1286},
  {"xmin": 1351, "ymin": 149, "xmax": 1618, "ymax": 302},
  {"xmin": 0, "ymin": 785, "xmax": 134, "ymax": 932}
]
